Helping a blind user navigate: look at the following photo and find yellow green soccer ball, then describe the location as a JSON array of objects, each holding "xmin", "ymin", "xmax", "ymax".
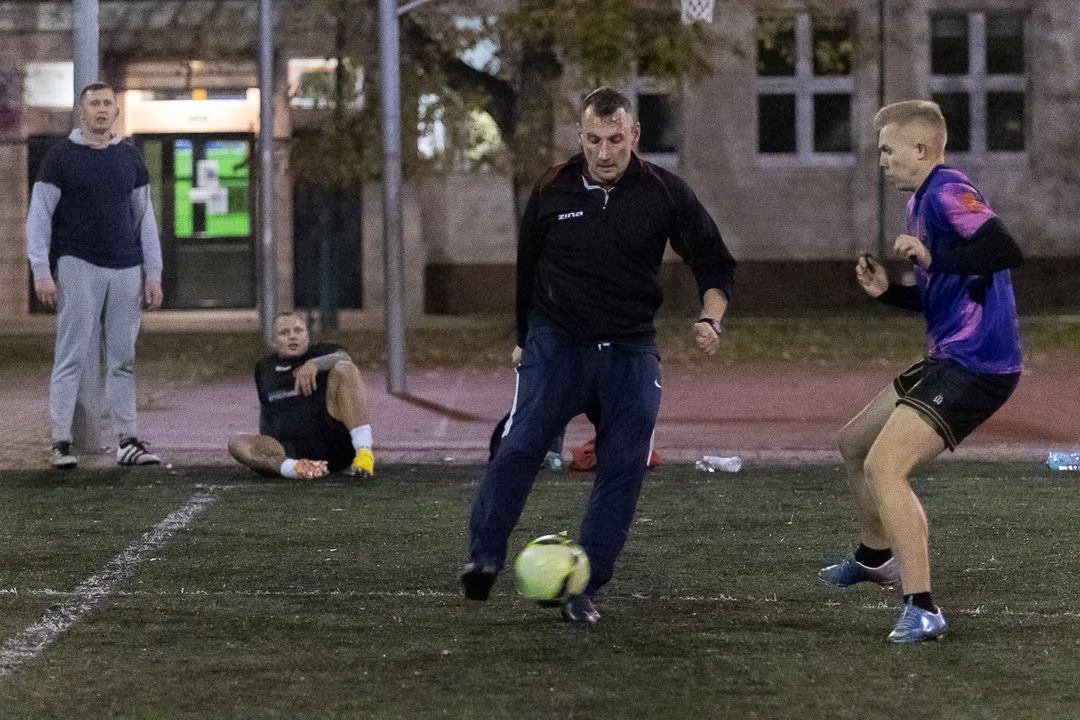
[{"xmin": 514, "ymin": 535, "xmax": 590, "ymax": 606}]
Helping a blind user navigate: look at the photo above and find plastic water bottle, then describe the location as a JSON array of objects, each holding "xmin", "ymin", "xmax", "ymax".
[
  {"xmin": 694, "ymin": 455, "xmax": 742, "ymax": 473},
  {"xmin": 1047, "ymin": 451, "xmax": 1080, "ymax": 471},
  {"xmin": 543, "ymin": 451, "xmax": 564, "ymax": 471}
]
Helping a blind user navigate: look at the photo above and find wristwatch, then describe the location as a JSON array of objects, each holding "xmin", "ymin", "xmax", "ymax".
[{"xmin": 696, "ymin": 317, "xmax": 722, "ymax": 335}]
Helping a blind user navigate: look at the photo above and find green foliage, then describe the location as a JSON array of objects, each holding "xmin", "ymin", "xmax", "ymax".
[
  {"xmin": 286, "ymin": 0, "xmax": 715, "ymax": 185},
  {"xmin": 512, "ymin": 0, "xmax": 712, "ymax": 84}
]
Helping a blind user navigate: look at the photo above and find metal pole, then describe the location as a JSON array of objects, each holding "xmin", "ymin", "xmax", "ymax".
[
  {"xmin": 73, "ymin": 0, "xmax": 99, "ymax": 91},
  {"xmin": 876, "ymin": 0, "xmax": 887, "ymax": 260},
  {"xmin": 258, "ymin": 0, "xmax": 277, "ymax": 345},
  {"xmin": 72, "ymin": 0, "xmax": 105, "ymax": 454},
  {"xmin": 380, "ymin": 0, "xmax": 407, "ymax": 395}
]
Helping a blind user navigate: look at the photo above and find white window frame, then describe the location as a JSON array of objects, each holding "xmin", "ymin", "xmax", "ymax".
[
  {"xmin": 756, "ymin": 12, "xmax": 856, "ymax": 167},
  {"xmin": 930, "ymin": 12, "xmax": 1027, "ymax": 159}
]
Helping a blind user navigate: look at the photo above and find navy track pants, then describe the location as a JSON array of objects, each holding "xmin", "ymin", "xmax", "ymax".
[{"xmin": 468, "ymin": 325, "xmax": 662, "ymax": 594}]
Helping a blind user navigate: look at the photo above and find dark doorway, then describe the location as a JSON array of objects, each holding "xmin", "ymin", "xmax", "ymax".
[{"xmin": 292, "ymin": 180, "xmax": 363, "ymax": 310}]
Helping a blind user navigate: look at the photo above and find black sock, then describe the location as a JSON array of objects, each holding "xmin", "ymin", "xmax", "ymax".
[
  {"xmin": 854, "ymin": 544, "xmax": 892, "ymax": 568},
  {"xmin": 903, "ymin": 592, "xmax": 936, "ymax": 613}
]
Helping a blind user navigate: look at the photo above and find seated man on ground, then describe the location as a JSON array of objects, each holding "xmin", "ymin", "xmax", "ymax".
[{"xmin": 229, "ymin": 311, "xmax": 375, "ymax": 479}]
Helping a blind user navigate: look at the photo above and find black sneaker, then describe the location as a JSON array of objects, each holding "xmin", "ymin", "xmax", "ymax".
[
  {"xmin": 461, "ymin": 562, "xmax": 498, "ymax": 601},
  {"xmin": 560, "ymin": 594, "xmax": 600, "ymax": 625},
  {"xmin": 117, "ymin": 437, "xmax": 161, "ymax": 466},
  {"xmin": 50, "ymin": 441, "xmax": 77, "ymax": 470}
]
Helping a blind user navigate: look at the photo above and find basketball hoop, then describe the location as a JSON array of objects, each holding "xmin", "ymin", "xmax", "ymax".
[{"xmin": 681, "ymin": 0, "xmax": 714, "ymax": 25}]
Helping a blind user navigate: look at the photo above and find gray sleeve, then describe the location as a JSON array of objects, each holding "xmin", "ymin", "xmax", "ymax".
[
  {"xmin": 26, "ymin": 182, "xmax": 61, "ymax": 282},
  {"xmin": 312, "ymin": 351, "xmax": 351, "ymax": 371},
  {"xmin": 133, "ymin": 185, "xmax": 163, "ymax": 283}
]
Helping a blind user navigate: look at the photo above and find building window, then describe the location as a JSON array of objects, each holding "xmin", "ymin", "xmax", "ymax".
[
  {"xmin": 624, "ymin": 76, "xmax": 679, "ymax": 168},
  {"xmin": 930, "ymin": 12, "xmax": 1026, "ymax": 154},
  {"xmin": 637, "ymin": 92, "xmax": 679, "ymax": 154},
  {"xmin": 756, "ymin": 13, "xmax": 854, "ymax": 164}
]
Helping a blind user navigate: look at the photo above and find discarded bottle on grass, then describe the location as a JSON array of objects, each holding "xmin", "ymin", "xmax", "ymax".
[
  {"xmin": 1047, "ymin": 451, "xmax": 1080, "ymax": 471},
  {"xmin": 695, "ymin": 455, "xmax": 742, "ymax": 473},
  {"xmin": 543, "ymin": 451, "xmax": 564, "ymax": 471}
]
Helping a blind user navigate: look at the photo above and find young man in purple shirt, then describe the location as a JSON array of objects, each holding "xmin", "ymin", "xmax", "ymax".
[{"xmin": 819, "ymin": 100, "xmax": 1023, "ymax": 643}]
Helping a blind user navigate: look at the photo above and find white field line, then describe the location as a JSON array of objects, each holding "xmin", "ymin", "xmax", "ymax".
[
  {"xmin": 1, "ymin": 586, "xmax": 1076, "ymax": 621},
  {"xmin": 0, "ymin": 486, "xmax": 226, "ymax": 679}
]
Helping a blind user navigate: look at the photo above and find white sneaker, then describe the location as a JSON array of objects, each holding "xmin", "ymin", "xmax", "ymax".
[
  {"xmin": 51, "ymin": 441, "xmax": 77, "ymax": 470},
  {"xmin": 117, "ymin": 437, "xmax": 161, "ymax": 466}
]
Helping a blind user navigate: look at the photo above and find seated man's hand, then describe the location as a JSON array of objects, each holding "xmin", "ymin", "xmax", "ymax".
[{"xmin": 294, "ymin": 360, "xmax": 318, "ymax": 396}]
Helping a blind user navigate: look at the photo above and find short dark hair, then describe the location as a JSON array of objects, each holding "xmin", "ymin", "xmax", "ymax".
[
  {"xmin": 581, "ymin": 87, "xmax": 633, "ymax": 119},
  {"xmin": 78, "ymin": 82, "xmax": 115, "ymax": 104}
]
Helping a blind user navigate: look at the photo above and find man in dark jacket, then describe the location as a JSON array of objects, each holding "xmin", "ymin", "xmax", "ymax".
[{"xmin": 462, "ymin": 87, "xmax": 736, "ymax": 623}]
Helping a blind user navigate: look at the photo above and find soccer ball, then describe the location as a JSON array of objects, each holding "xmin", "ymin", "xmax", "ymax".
[{"xmin": 514, "ymin": 534, "xmax": 590, "ymax": 605}]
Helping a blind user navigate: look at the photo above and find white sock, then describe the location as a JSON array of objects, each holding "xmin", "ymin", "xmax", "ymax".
[
  {"xmin": 350, "ymin": 424, "xmax": 372, "ymax": 451},
  {"xmin": 280, "ymin": 459, "xmax": 298, "ymax": 478}
]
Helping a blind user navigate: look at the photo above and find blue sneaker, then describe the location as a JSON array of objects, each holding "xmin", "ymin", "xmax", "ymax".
[
  {"xmin": 818, "ymin": 556, "xmax": 900, "ymax": 588},
  {"xmin": 888, "ymin": 602, "xmax": 946, "ymax": 643}
]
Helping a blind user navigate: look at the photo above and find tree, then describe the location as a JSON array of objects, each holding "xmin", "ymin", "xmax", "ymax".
[{"xmin": 400, "ymin": 0, "xmax": 714, "ymax": 212}]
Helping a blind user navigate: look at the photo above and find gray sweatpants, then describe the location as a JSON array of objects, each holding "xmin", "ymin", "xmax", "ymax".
[{"xmin": 51, "ymin": 256, "xmax": 143, "ymax": 442}]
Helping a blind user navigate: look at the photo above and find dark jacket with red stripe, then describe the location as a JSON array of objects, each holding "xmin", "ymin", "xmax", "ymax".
[{"xmin": 516, "ymin": 152, "xmax": 736, "ymax": 347}]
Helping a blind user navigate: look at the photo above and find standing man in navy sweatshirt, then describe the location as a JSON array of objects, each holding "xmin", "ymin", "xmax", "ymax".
[
  {"xmin": 25, "ymin": 82, "xmax": 164, "ymax": 469},
  {"xmin": 462, "ymin": 87, "xmax": 737, "ymax": 623}
]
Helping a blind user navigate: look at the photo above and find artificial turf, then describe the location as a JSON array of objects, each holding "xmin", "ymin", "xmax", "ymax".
[{"xmin": 0, "ymin": 462, "xmax": 1078, "ymax": 718}]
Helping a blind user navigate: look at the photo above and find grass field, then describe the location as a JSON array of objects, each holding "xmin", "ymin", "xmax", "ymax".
[
  {"xmin": 2, "ymin": 462, "xmax": 1079, "ymax": 718},
  {"xmin": 2, "ymin": 315, "xmax": 1078, "ymax": 388}
]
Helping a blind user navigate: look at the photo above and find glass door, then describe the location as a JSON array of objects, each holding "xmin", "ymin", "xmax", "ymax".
[{"xmin": 136, "ymin": 133, "xmax": 256, "ymax": 308}]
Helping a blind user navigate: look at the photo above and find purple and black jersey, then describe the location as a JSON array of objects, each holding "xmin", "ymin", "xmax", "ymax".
[{"xmin": 907, "ymin": 165, "xmax": 1022, "ymax": 375}]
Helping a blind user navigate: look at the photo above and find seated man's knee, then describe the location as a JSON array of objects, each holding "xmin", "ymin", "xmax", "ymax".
[
  {"xmin": 329, "ymin": 358, "xmax": 361, "ymax": 379},
  {"xmin": 228, "ymin": 436, "xmax": 252, "ymax": 463},
  {"xmin": 328, "ymin": 359, "xmax": 364, "ymax": 391}
]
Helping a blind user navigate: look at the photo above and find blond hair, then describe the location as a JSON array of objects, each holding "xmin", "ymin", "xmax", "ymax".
[{"xmin": 874, "ymin": 100, "xmax": 947, "ymax": 155}]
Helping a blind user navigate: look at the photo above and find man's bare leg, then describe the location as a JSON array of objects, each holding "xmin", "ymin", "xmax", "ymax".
[
  {"xmin": 325, "ymin": 361, "xmax": 373, "ymax": 476},
  {"xmin": 228, "ymin": 434, "xmax": 327, "ymax": 479},
  {"xmin": 837, "ymin": 384, "xmax": 900, "ymax": 550},
  {"xmin": 326, "ymin": 361, "xmax": 370, "ymax": 428},
  {"xmin": 863, "ymin": 406, "xmax": 946, "ymax": 595}
]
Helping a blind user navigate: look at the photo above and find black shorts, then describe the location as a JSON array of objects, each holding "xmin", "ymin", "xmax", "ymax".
[
  {"xmin": 893, "ymin": 358, "xmax": 1019, "ymax": 450},
  {"xmin": 279, "ymin": 411, "xmax": 354, "ymax": 473}
]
